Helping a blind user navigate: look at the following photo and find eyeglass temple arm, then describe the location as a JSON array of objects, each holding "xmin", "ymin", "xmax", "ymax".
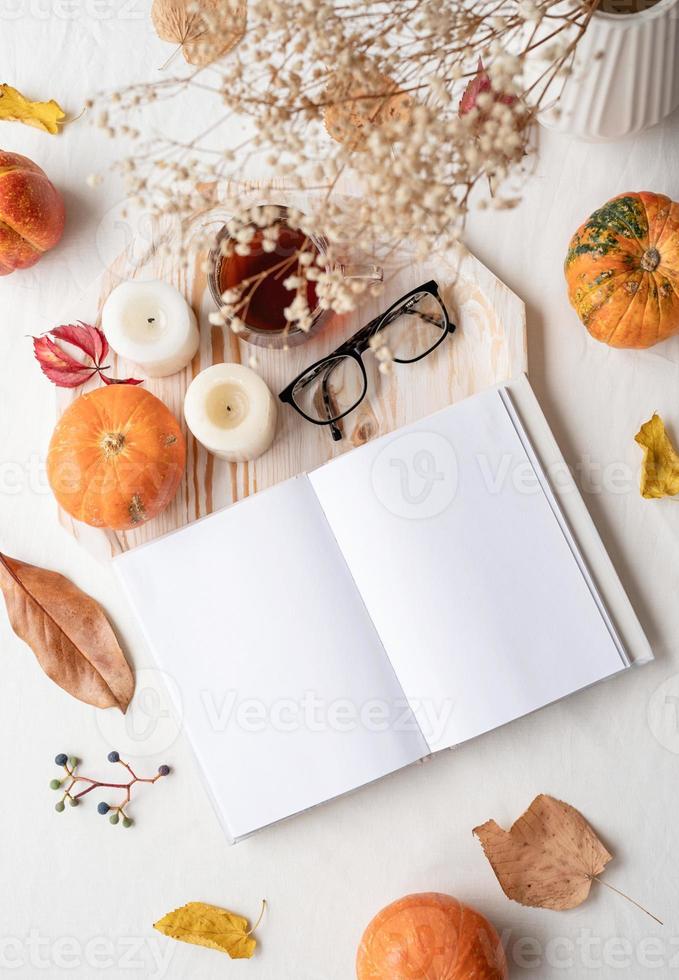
[
  {"xmin": 349, "ymin": 308, "xmax": 393, "ymax": 350},
  {"xmin": 320, "ymin": 363, "xmax": 343, "ymax": 441},
  {"xmin": 292, "ymin": 358, "xmax": 343, "ymax": 439},
  {"xmin": 415, "ymin": 310, "xmax": 450, "ymax": 329}
]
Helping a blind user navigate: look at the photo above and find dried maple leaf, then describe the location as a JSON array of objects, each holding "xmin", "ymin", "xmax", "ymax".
[
  {"xmin": 151, "ymin": 0, "xmax": 246, "ymax": 67},
  {"xmin": 0, "ymin": 553, "xmax": 134, "ymax": 712},
  {"xmin": 635, "ymin": 413, "xmax": 679, "ymax": 499},
  {"xmin": 459, "ymin": 58, "xmax": 517, "ymax": 118},
  {"xmin": 473, "ymin": 795, "xmax": 612, "ymax": 911},
  {"xmin": 154, "ymin": 901, "xmax": 265, "ymax": 959},
  {"xmin": 0, "ymin": 84, "xmax": 66, "ymax": 134},
  {"xmin": 33, "ymin": 322, "xmax": 142, "ymax": 388}
]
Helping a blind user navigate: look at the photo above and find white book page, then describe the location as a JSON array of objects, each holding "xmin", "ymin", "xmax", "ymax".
[
  {"xmin": 115, "ymin": 476, "xmax": 427, "ymax": 840},
  {"xmin": 309, "ymin": 386, "xmax": 628, "ymax": 753}
]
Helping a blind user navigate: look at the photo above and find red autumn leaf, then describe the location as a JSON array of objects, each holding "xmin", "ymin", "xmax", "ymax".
[
  {"xmin": 51, "ymin": 322, "xmax": 109, "ymax": 365},
  {"xmin": 33, "ymin": 335, "xmax": 99, "ymax": 388},
  {"xmin": 459, "ymin": 58, "xmax": 492, "ymax": 116},
  {"xmin": 32, "ymin": 323, "xmax": 145, "ymax": 389},
  {"xmin": 459, "ymin": 58, "xmax": 517, "ymax": 117},
  {"xmin": 100, "ymin": 373, "xmax": 143, "ymax": 386}
]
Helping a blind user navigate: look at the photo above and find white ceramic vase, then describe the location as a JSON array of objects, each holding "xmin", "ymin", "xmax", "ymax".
[{"xmin": 534, "ymin": 0, "xmax": 679, "ymax": 141}]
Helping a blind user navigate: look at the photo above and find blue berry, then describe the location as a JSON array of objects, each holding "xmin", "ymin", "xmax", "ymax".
[
  {"xmin": 107, "ymin": 751, "xmax": 120, "ymax": 763},
  {"xmin": 97, "ymin": 802, "xmax": 110, "ymax": 815},
  {"xmin": 54, "ymin": 753, "xmax": 68, "ymax": 766},
  {"xmin": 158, "ymin": 765, "xmax": 170, "ymax": 776}
]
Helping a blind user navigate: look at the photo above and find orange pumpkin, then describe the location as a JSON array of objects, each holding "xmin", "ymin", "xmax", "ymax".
[
  {"xmin": 565, "ymin": 191, "xmax": 679, "ymax": 349},
  {"xmin": 48, "ymin": 386, "xmax": 186, "ymax": 530},
  {"xmin": 356, "ymin": 892, "xmax": 508, "ymax": 980}
]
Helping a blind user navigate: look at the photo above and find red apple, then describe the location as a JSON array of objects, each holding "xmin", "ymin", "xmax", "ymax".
[{"xmin": 0, "ymin": 151, "xmax": 65, "ymax": 276}]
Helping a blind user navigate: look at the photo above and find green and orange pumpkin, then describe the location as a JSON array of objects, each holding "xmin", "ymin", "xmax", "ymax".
[{"xmin": 565, "ymin": 191, "xmax": 679, "ymax": 349}]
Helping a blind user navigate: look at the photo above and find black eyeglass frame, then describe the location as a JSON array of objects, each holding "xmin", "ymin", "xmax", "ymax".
[{"xmin": 279, "ymin": 280, "xmax": 455, "ymax": 440}]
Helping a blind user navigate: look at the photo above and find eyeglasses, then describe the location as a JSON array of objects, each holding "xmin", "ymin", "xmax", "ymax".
[{"xmin": 279, "ymin": 281, "xmax": 455, "ymax": 441}]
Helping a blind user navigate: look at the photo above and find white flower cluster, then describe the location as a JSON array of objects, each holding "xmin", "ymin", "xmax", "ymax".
[{"xmin": 97, "ymin": 0, "xmax": 594, "ymax": 330}]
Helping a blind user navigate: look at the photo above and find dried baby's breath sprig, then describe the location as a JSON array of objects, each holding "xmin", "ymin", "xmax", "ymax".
[
  {"xmin": 98, "ymin": 0, "xmax": 601, "ymax": 322},
  {"xmin": 368, "ymin": 331, "xmax": 394, "ymax": 375}
]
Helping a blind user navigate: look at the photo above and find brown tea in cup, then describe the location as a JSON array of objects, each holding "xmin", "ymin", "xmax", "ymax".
[
  {"xmin": 214, "ymin": 217, "xmax": 321, "ymax": 335},
  {"xmin": 219, "ymin": 224, "xmax": 319, "ymax": 334},
  {"xmin": 208, "ymin": 204, "xmax": 382, "ymax": 348},
  {"xmin": 598, "ymin": 0, "xmax": 660, "ymax": 10}
]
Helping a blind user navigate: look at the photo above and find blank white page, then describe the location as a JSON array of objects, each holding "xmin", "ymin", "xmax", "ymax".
[
  {"xmin": 115, "ymin": 476, "xmax": 427, "ymax": 841},
  {"xmin": 309, "ymin": 387, "xmax": 628, "ymax": 753}
]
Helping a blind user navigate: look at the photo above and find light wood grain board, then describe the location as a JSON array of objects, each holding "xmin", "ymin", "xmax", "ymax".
[{"xmin": 56, "ymin": 187, "xmax": 527, "ymax": 561}]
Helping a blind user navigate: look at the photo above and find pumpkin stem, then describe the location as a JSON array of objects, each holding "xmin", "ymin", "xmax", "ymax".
[
  {"xmin": 101, "ymin": 432, "xmax": 126, "ymax": 457},
  {"xmin": 640, "ymin": 247, "xmax": 660, "ymax": 272}
]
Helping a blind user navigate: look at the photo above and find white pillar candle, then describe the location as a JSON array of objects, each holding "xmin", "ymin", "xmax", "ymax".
[
  {"xmin": 184, "ymin": 363, "xmax": 278, "ymax": 462},
  {"xmin": 101, "ymin": 280, "xmax": 200, "ymax": 378}
]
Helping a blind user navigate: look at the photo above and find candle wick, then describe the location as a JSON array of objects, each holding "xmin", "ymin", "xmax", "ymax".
[
  {"xmin": 147, "ymin": 317, "xmax": 155, "ymax": 324},
  {"xmin": 226, "ymin": 405, "xmax": 231, "ymax": 412}
]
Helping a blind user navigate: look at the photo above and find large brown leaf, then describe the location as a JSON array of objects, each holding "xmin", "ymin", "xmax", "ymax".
[
  {"xmin": 473, "ymin": 794, "xmax": 613, "ymax": 911},
  {"xmin": 0, "ymin": 552, "xmax": 134, "ymax": 711}
]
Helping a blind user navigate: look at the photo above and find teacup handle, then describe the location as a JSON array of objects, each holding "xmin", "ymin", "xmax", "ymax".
[{"xmin": 338, "ymin": 262, "xmax": 383, "ymax": 282}]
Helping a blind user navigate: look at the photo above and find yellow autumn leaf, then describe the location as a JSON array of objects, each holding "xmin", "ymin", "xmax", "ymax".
[
  {"xmin": 153, "ymin": 900, "xmax": 265, "ymax": 959},
  {"xmin": 635, "ymin": 413, "xmax": 679, "ymax": 499},
  {"xmin": 0, "ymin": 84, "xmax": 66, "ymax": 134}
]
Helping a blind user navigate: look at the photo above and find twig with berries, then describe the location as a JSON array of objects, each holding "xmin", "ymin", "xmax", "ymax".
[{"xmin": 50, "ymin": 751, "xmax": 171, "ymax": 828}]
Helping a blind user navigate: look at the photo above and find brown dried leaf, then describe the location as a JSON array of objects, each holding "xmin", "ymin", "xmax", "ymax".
[
  {"xmin": 0, "ymin": 553, "xmax": 134, "ymax": 712},
  {"xmin": 151, "ymin": 0, "xmax": 246, "ymax": 67},
  {"xmin": 324, "ymin": 70, "xmax": 412, "ymax": 145},
  {"xmin": 473, "ymin": 794, "xmax": 612, "ymax": 911}
]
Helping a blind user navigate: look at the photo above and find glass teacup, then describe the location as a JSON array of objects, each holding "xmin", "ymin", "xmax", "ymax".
[{"xmin": 208, "ymin": 204, "xmax": 382, "ymax": 349}]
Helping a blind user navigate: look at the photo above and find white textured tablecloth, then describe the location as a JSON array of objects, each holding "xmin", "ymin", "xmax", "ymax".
[{"xmin": 1, "ymin": 5, "xmax": 679, "ymax": 978}]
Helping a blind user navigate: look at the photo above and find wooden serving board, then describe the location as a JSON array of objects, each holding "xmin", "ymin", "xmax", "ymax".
[{"xmin": 56, "ymin": 186, "xmax": 527, "ymax": 562}]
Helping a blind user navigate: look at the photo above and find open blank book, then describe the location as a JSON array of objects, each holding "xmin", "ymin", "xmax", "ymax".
[{"xmin": 115, "ymin": 375, "xmax": 652, "ymax": 842}]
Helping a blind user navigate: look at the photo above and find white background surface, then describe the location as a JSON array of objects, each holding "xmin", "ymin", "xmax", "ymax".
[{"xmin": 1, "ymin": 4, "xmax": 679, "ymax": 978}]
